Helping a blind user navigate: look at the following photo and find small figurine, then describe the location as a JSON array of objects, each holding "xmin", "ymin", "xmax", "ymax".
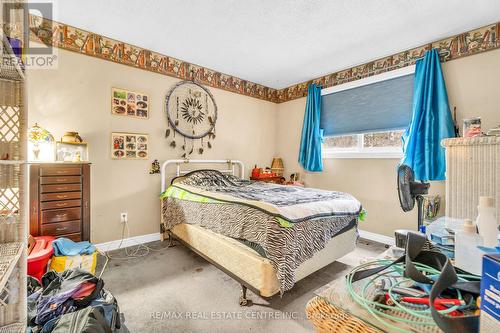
[
  {"xmin": 150, "ymin": 159, "xmax": 160, "ymax": 174},
  {"xmin": 251, "ymin": 165, "xmax": 260, "ymax": 178},
  {"xmin": 72, "ymin": 151, "xmax": 81, "ymax": 163},
  {"xmin": 286, "ymin": 173, "xmax": 304, "ymax": 187}
]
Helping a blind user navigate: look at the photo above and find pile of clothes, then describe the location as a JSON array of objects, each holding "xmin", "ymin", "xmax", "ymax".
[
  {"xmin": 50, "ymin": 238, "xmax": 98, "ymax": 275},
  {"xmin": 27, "ymin": 268, "xmax": 120, "ymax": 333}
]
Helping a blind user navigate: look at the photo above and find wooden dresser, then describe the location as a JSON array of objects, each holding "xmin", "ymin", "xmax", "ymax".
[{"xmin": 29, "ymin": 163, "xmax": 91, "ymax": 241}]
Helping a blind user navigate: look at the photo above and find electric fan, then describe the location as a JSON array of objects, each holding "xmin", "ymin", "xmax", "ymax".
[{"xmin": 397, "ymin": 164, "xmax": 430, "ymax": 230}]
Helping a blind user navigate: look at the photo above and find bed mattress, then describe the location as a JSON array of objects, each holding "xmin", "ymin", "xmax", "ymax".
[
  {"xmin": 161, "ymin": 170, "xmax": 362, "ymax": 293},
  {"xmin": 171, "ymin": 223, "xmax": 357, "ymax": 297},
  {"xmin": 162, "ymin": 197, "xmax": 357, "ymax": 293}
]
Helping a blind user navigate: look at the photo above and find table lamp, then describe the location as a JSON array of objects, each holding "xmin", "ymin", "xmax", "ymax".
[
  {"xmin": 271, "ymin": 157, "xmax": 284, "ymax": 176},
  {"xmin": 28, "ymin": 123, "xmax": 54, "ymax": 161}
]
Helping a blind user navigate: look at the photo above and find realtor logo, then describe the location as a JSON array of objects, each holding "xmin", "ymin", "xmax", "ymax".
[{"xmin": 2, "ymin": 1, "xmax": 58, "ymax": 69}]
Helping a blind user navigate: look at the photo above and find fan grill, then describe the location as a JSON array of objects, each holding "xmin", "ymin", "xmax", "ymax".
[{"xmin": 398, "ymin": 165, "xmax": 415, "ymax": 212}]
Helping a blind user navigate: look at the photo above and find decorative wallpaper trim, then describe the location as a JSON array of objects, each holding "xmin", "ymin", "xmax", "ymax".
[
  {"xmin": 28, "ymin": 16, "xmax": 499, "ymax": 104},
  {"xmin": 276, "ymin": 22, "xmax": 500, "ymax": 103},
  {"xmin": 27, "ymin": 15, "xmax": 279, "ymax": 103}
]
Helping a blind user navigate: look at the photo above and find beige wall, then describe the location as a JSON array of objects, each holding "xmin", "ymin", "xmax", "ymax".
[
  {"xmin": 28, "ymin": 46, "xmax": 500, "ymax": 242},
  {"xmin": 276, "ymin": 48, "xmax": 500, "ymax": 237},
  {"xmin": 28, "ymin": 48, "xmax": 278, "ymax": 243}
]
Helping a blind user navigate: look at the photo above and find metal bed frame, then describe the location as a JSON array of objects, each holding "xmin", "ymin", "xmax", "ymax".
[
  {"xmin": 160, "ymin": 159, "xmax": 256, "ymax": 305},
  {"xmin": 161, "ymin": 159, "xmax": 245, "ymax": 193}
]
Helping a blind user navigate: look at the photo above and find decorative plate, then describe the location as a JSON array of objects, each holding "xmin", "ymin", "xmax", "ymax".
[{"xmin": 165, "ymin": 81, "xmax": 217, "ymax": 139}]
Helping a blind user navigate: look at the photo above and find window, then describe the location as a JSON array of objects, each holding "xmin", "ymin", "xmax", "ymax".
[
  {"xmin": 320, "ymin": 66, "xmax": 414, "ymax": 158},
  {"xmin": 323, "ymin": 130, "xmax": 404, "ymax": 158}
]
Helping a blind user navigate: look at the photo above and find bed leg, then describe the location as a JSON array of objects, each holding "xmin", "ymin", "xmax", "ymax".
[
  {"xmin": 165, "ymin": 230, "xmax": 175, "ymax": 248},
  {"xmin": 239, "ymin": 285, "xmax": 252, "ymax": 307}
]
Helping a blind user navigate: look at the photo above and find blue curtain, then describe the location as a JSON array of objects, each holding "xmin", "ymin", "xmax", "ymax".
[
  {"xmin": 298, "ymin": 84, "xmax": 323, "ymax": 172},
  {"xmin": 401, "ymin": 49, "xmax": 455, "ymax": 181}
]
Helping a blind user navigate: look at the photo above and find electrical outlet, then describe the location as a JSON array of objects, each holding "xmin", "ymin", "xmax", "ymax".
[{"xmin": 120, "ymin": 212, "xmax": 128, "ymax": 223}]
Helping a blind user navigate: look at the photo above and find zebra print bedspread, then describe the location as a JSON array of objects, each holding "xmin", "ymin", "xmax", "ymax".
[
  {"xmin": 161, "ymin": 197, "xmax": 357, "ymax": 293},
  {"xmin": 170, "ymin": 170, "xmax": 362, "ymax": 223}
]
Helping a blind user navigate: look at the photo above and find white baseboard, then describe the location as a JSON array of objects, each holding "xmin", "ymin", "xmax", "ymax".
[
  {"xmin": 358, "ymin": 229, "xmax": 395, "ymax": 246},
  {"xmin": 95, "ymin": 230, "xmax": 393, "ymax": 251},
  {"xmin": 95, "ymin": 232, "xmax": 161, "ymax": 252}
]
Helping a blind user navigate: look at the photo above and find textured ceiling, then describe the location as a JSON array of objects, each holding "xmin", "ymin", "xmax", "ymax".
[{"xmin": 44, "ymin": 0, "xmax": 500, "ymax": 89}]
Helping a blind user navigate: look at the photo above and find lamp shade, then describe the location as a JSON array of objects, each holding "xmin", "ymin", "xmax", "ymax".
[
  {"xmin": 271, "ymin": 157, "xmax": 284, "ymax": 175},
  {"xmin": 28, "ymin": 123, "xmax": 55, "ymax": 161},
  {"xmin": 28, "ymin": 123, "xmax": 54, "ymax": 143}
]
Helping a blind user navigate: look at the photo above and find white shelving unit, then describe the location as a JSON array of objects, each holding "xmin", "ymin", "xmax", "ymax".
[
  {"xmin": 0, "ymin": 0, "xmax": 27, "ymax": 329},
  {"xmin": 0, "ymin": 162, "xmax": 24, "ymax": 165},
  {"xmin": 0, "ymin": 243, "xmax": 23, "ymax": 298}
]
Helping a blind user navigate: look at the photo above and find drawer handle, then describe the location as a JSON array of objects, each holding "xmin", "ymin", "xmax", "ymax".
[
  {"xmin": 56, "ymin": 178, "xmax": 68, "ymax": 182},
  {"xmin": 55, "ymin": 203, "xmax": 67, "ymax": 207},
  {"xmin": 55, "ymin": 213, "xmax": 67, "ymax": 219},
  {"xmin": 56, "ymin": 227, "xmax": 68, "ymax": 231},
  {"xmin": 57, "ymin": 187, "xmax": 68, "ymax": 190},
  {"xmin": 56, "ymin": 170, "xmax": 67, "ymax": 174},
  {"xmin": 56, "ymin": 195, "xmax": 67, "ymax": 199}
]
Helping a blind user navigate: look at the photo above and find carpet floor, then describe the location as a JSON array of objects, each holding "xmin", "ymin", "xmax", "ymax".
[{"xmin": 96, "ymin": 238, "xmax": 386, "ymax": 333}]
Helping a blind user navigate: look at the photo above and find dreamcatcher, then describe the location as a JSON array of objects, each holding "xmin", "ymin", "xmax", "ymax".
[{"xmin": 165, "ymin": 80, "xmax": 217, "ymax": 158}]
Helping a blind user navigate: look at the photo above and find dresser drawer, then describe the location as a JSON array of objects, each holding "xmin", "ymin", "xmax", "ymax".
[
  {"xmin": 41, "ymin": 207, "xmax": 81, "ymax": 224},
  {"xmin": 41, "ymin": 199, "xmax": 81, "ymax": 210},
  {"xmin": 41, "ymin": 192, "xmax": 82, "ymax": 202},
  {"xmin": 40, "ymin": 166, "xmax": 82, "ymax": 176},
  {"xmin": 41, "ymin": 220, "xmax": 81, "ymax": 236},
  {"xmin": 40, "ymin": 176, "xmax": 81, "ymax": 185},
  {"xmin": 30, "ymin": 163, "xmax": 90, "ymax": 242},
  {"xmin": 58, "ymin": 232, "xmax": 82, "ymax": 242},
  {"xmin": 41, "ymin": 184, "xmax": 82, "ymax": 193}
]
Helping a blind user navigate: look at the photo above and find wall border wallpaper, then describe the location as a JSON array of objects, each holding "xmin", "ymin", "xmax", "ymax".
[
  {"xmin": 28, "ymin": 15, "xmax": 499, "ymax": 104},
  {"xmin": 276, "ymin": 22, "xmax": 500, "ymax": 103},
  {"xmin": 28, "ymin": 15, "xmax": 279, "ymax": 103}
]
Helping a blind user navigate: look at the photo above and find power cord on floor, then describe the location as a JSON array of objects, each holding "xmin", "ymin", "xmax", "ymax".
[
  {"xmin": 96, "ymin": 219, "xmax": 167, "ymax": 279},
  {"xmin": 345, "ymin": 259, "xmax": 480, "ymax": 332}
]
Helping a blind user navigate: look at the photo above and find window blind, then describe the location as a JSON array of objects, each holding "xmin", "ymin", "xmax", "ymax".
[{"xmin": 320, "ymin": 74, "xmax": 414, "ymax": 136}]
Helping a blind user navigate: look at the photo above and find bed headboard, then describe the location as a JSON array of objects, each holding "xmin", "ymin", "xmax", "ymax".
[{"xmin": 160, "ymin": 159, "xmax": 245, "ymax": 193}]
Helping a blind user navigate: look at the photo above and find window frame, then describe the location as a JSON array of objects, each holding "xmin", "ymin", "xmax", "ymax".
[
  {"xmin": 321, "ymin": 65, "xmax": 415, "ymax": 159},
  {"xmin": 322, "ymin": 132, "xmax": 405, "ymax": 159}
]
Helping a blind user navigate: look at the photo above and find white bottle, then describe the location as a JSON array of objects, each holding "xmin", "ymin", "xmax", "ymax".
[
  {"xmin": 476, "ymin": 196, "xmax": 499, "ymax": 248},
  {"xmin": 455, "ymin": 219, "xmax": 484, "ymax": 275}
]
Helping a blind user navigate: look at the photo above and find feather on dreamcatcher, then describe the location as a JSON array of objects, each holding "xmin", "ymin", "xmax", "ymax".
[{"xmin": 165, "ymin": 79, "xmax": 217, "ymax": 158}]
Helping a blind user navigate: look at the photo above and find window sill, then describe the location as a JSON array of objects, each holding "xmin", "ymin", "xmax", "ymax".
[{"xmin": 322, "ymin": 150, "xmax": 403, "ymax": 159}]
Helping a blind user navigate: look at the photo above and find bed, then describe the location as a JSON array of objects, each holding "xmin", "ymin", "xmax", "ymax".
[{"xmin": 160, "ymin": 159, "xmax": 362, "ymax": 304}]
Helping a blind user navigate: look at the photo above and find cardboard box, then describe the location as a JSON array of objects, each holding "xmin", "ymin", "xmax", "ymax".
[{"xmin": 480, "ymin": 254, "xmax": 500, "ymax": 332}]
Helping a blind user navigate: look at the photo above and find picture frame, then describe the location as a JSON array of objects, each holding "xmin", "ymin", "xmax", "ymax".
[
  {"xmin": 111, "ymin": 132, "xmax": 148, "ymax": 160},
  {"xmin": 111, "ymin": 87, "xmax": 149, "ymax": 119},
  {"xmin": 56, "ymin": 142, "xmax": 89, "ymax": 162},
  {"xmin": 463, "ymin": 117, "xmax": 481, "ymax": 138}
]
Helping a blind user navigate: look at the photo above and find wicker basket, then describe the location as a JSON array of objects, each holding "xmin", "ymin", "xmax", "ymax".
[
  {"xmin": 306, "ymin": 297, "xmax": 383, "ymax": 333},
  {"xmin": 0, "ymin": 323, "xmax": 24, "ymax": 333}
]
